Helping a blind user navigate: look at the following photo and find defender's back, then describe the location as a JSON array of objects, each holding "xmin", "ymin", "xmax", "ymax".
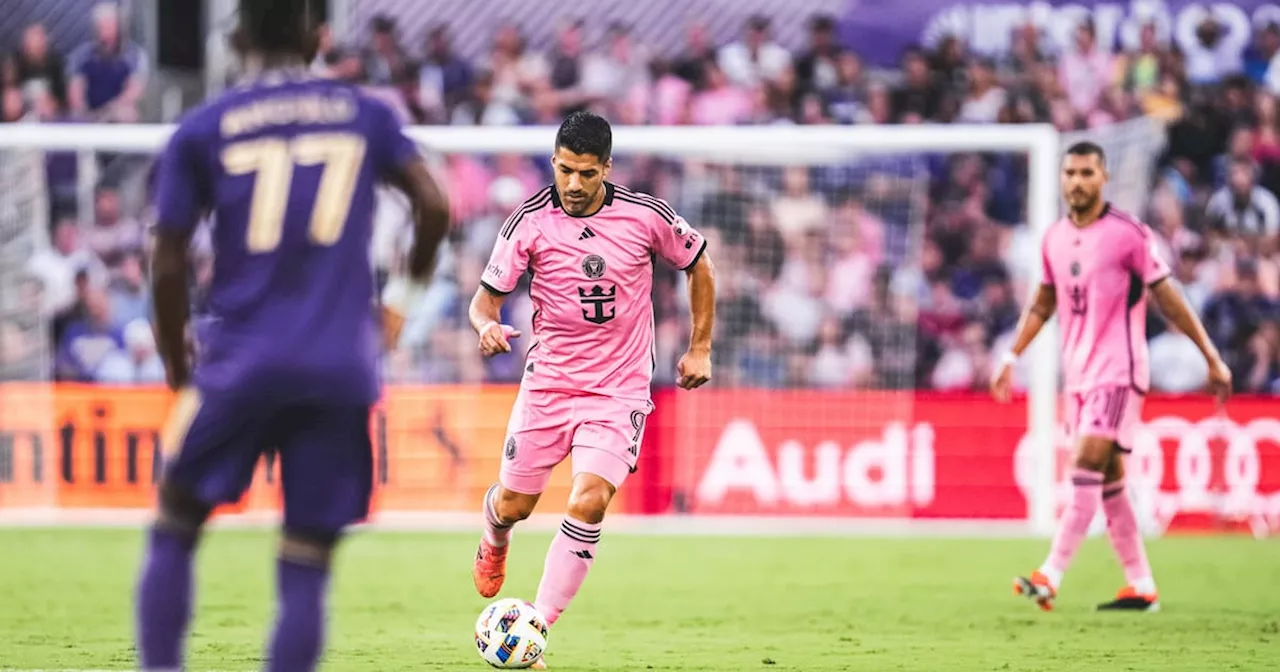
[{"xmin": 155, "ymin": 72, "xmax": 419, "ymax": 404}]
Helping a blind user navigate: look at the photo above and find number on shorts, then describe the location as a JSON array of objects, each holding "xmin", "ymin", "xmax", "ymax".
[
  {"xmin": 629, "ymin": 411, "xmax": 646, "ymax": 444},
  {"xmin": 221, "ymin": 133, "xmax": 367, "ymax": 253}
]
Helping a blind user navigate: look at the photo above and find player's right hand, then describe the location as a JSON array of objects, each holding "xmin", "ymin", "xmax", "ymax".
[
  {"xmin": 1207, "ymin": 356, "xmax": 1233, "ymax": 405},
  {"xmin": 478, "ymin": 322, "xmax": 521, "ymax": 357},
  {"xmin": 989, "ymin": 362, "xmax": 1014, "ymax": 404}
]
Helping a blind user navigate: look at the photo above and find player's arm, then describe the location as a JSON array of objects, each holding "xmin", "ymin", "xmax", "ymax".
[
  {"xmin": 651, "ymin": 209, "xmax": 714, "ymax": 389},
  {"xmin": 990, "ymin": 283, "xmax": 1055, "ymax": 403},
  {"xmin": 469, "ymin": 207, "xmax": 533, "ymax": 357},
  {"xmin": 150, "ymin": 123, "xmax": 204, "ymax": 391},
  {"xmin": 679, "ymin": 251, "xmax": 716, "ymax": 389},
  {"xmin": 1150, "ymin": 279, "xmax": 1232, "ymax": 400}
]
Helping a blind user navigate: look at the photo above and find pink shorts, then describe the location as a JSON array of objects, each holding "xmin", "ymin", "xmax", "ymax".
[
  {"xmin": 1066, "ymin": 386, "xmax": 1145, "ymax": 452},
  {"xmin": 499, "ymin": 389, "xmax": 653, "ymax": 495}
]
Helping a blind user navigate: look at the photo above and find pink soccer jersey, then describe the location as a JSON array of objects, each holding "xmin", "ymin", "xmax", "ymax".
[
  {"xmin": 1040, "ymin": 203, "xmax": 1171, "ymax": 393},
  {"xmin": 481, "ymin": 183, "xmax": 706, "ymax": 401}
]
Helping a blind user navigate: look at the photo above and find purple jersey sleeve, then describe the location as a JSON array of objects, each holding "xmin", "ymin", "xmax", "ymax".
[
  {"xmin": 1127, "ymin": 224, "xmax": 1171, "ymax": 286},
  {"xmin": 652, "ymin": 211, "xmax": 706, "ymax": 271},
  {"xmin": 153, "ymin": 120, "xmax": 209, "ymax": 237},
  {"xmin": 481, "ymin": 214, "xmax": 535, "ymax": 294},
  {"xmin": 369, "ymin": 97, "xmax": 419, "ymax": 180}
]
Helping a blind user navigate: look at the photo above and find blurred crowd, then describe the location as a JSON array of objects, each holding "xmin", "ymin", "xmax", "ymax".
[{"xmin": 6, "ymin": 5, "xmax": 1280, "ymax": 394}]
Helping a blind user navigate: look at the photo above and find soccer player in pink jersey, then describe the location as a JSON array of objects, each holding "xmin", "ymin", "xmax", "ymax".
[
  {"xmin": 992, "ymin": 141, "xmax": 1231, "ymax": 612},
  {"xmin": 468, "ymin": 112, "xmax": 715, "ymax": 666}
]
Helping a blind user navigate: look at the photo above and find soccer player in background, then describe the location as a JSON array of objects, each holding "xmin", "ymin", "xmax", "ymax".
[
  {"xmin": 137, "ymin": 0, "xmax": 450, "ymax": 669},
  {"xmin": 992, "ymin": 141, "xmax": 1231, "ymax": 612},
  {"xmin": 471, "ymin": 112, "xmax": 716, "ymax": 667}
]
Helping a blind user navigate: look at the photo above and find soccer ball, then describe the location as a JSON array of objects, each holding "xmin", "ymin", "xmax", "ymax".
[{"xmin": 474, "ymin": 598, "xmax": 549, "ymax": 669}]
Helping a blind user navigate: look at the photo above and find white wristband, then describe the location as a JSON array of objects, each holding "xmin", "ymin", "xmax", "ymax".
[{"xmin": 1000, "ymin": 351, "xmax": 1018, "ymax": 367}]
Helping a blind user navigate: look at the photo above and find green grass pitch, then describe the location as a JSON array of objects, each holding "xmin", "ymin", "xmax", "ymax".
[{"xmin": 0, "ymin": 529, "xmax": 1276, "ymax": 671}]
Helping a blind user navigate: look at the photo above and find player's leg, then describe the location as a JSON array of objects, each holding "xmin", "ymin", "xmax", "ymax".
[
  {"xmin": 475, "ymin": 390, "xmax": 572, "ymax": 598},
  {"xmin": 1098, "ymin": 390, "xmax": 1158, "ymax": 611},
  {"xmin": 533, "ymin": 397, "xmax": 650, "ymax": 627},
  {"xmin": 266, "ymin": 405, "xmax": 375, "ymax": 672},
  {"xmin": 1015, "ymin": 388, "xmax": 1121, "ymax": 610},
  {"xmin": 136, "ymin": 390, "xmax": 266, "ymax": 671}
]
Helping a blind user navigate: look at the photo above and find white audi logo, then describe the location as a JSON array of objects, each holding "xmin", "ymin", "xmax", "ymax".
[{"xmin": 1014, "ymin": 416, "xmax": 1280, "ymax": 530}]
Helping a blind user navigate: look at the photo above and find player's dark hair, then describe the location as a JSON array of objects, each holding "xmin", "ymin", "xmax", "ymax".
[
  {"xmin": 1064, "ymin": 141, "xmax": 1106, "ymax": 167},
  {"xmin": 235, "ymin": 0, "xmax": 319, "ymax": 59},
  {"xmin": 555, "ymin": 111, "xmax": 613, "ymax": 163}
]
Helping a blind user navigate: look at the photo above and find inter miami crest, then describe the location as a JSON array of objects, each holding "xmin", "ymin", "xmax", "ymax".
[
  {"xmin": 1070, "ymin": 260, "xmax": 1081, "ymax": 277},
  {"xmin": 582, "ymin": 254, "xmax": 606, "ymax": 279},
  {"xmin": 504, "ymin": 436, "xmax": 517, "ymax": 460}
]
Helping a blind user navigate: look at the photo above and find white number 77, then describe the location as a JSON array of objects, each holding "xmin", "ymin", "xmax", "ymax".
[{"xmin": 221, "ymin": 133, "xmax": 367, "ymax": 253}]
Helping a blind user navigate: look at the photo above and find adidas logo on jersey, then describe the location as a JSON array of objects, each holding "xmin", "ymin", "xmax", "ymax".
[{"xmin": 578, "ymin": 226, "xmax": 597, "ymax": 240}]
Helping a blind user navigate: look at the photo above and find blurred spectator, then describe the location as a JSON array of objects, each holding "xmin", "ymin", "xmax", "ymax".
[
  {"xmin": 672, "ymin": 22, "xmax": 716, "ymax": 86},
  {"xmin": 1184, "ymin": 14, "xmax": 1246, "ymax": 86},
  {"xmin": 581, "ymin": 24, "xmax": 649, "ymax": 110},
  {"xmin": 418, "ymin": 25, "xmax": 473, "ymax": 123},
  {"xmin": 718, "ymin": 15, "xmax": 791, "ymax": 89},
  {"xmin": 1116, "ymin": 21, "xmax": 1166, "ymax": 97},
  {"xmin": 96, "ymin": 318, "xmax": 164, "ymax": 384},
  {"xmin": 1205, "ymin": 159, "xmax": 1280, "ymax": 245},
  {"xmin": 27, "ymin": 217, "xmax": 107, "ymax": 317},
  {"xmin": 548, "ymin": 20, "xmax": 589, "ymax": 115},
  {"xmin": 67, "ymin": 2, "xmax": 148, "ymax": 122},
  {"xmin": 823, "ymin": 52, "xmax": 866, "ymax": 124},
  {"xmin": 956, "ymin": 58, "xmax": 1005, "ymax": 124},
  {"xmin": 1058, "ymin": 20, "xmax": 1114, "ymax": 121},
  {"xmin": 55, "ymin": 287, "xmax": 123, "ymax": 382},
  {"xmin": 86, "ymin": 185, "xmax": 144, "ymax": 265},
  {"xmin": 8, "ymin": 23, "xmax": 67, "ymax": 107},
  {"xmin": 689, "ymin": 61, "xmax": 751, "ymax": 125},
  {"xmin": 893, "ymin": 48, "xmax": 940, "ymax": 122},
  {"xmin": 794, "ymin": 15, "xmax": 841, "ymax": 95},
  {"xmin": 107, "ymin": 252, "xmax": 150, "ymax": 331},
  {"xmin": 1202, "ymin": 258, "xmax": 1274, "ymax": 390},
  {"xmin": 364, "ymin": 14, "xmax": 409, "ymax": 86}
]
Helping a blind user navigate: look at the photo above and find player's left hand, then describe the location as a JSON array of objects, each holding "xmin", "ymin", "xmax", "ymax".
[{"xmin": 677, "ymin": 349, "xmax": 712, "ymax": 390}]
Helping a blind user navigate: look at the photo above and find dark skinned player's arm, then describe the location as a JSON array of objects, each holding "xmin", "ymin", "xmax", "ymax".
[
  {"xmin": 151, "ymin": 229, "xmax": 194, "ymax": 390},
  {"xmin": 388, "ymin": 157, "xmax": 450, "ymax": 282}
]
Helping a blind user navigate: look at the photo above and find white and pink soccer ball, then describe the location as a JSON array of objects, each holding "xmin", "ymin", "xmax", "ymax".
[{"xmin": 474, "ymin": 598, "xmax": 549, "ymax": 669}]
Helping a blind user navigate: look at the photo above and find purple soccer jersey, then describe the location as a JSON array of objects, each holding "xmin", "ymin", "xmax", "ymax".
[
  {"xmin": 151, "ymin": 70, "xmax": 418, "ymax": 531},
  {"xmin": 154, "ymin": 70, "xmax": 419, "ymax": 405}
]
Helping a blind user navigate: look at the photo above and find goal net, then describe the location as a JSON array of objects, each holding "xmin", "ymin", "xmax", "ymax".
[{"xmin": 0, "ymin": 122, "xmax": 1070, "ymax": 533}]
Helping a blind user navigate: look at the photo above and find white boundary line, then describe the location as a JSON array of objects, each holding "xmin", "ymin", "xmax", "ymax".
[{"xmin": 0, "ymin": 509, "xmax": 1033, "ymax": 538}]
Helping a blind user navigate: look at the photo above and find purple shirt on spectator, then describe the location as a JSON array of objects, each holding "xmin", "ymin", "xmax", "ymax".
[{"xmin": 67, "ymin": 40, "xmax": 147, "ymax": 111}]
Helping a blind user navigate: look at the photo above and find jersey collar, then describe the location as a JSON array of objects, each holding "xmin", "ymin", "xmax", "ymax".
[{"xmin": 550, "ymin": 181, "xmax": 615, "ymax": 218}]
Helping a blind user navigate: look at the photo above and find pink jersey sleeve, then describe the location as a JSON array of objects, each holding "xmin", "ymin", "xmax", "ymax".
[
  {"xmin": 651, "ymin": 209, "xmax": 707, "ymax": 271},
  {"xmin": 1127, "ymin": 223, "xmax": 1171, "ymax": 286},
  {"xmin": 481, "ymin": 214, "xmax": 536, "ymax": 294},
  {"xmin": 1040, "ymin": 235, "xmax": 1056, "ymax": 286}
]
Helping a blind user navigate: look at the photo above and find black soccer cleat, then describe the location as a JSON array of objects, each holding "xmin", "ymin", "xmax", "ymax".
[{"xmin": 1097, "ymin": 587, "xmax": 1160, "ymax": 612}]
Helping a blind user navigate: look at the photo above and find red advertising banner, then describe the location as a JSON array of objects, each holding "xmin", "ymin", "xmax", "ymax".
[{"xmin": 660, "ymin": 391, "xmax": 1280, "ymax": 532}]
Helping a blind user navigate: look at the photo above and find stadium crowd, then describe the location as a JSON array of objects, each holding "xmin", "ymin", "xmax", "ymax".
[{"xmin": 5, "ymin": 7, "xmax": 1280, "ymax": 394}]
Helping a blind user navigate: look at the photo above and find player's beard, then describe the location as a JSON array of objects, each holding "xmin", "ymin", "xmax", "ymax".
[{"xmin": 1068, "ymin": 191, "xmax": 1099, "ymax": 216}]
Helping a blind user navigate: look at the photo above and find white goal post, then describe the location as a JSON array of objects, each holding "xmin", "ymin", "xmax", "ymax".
[{"xmin": 0, "ymin": 122, "xmax": 1063, "ymax": 536}]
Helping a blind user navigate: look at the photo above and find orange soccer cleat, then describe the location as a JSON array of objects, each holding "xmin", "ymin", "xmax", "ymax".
[
  {"xmin": 1012, "ymin": 570, "xmax": 1058, "ymax": 611},
  {"xmin": 1097, "ymin": 586, "xmax": 1160, "ymax": 612},
  {"xmin": 472, "ymin": 539, "xmax": 509, "ymax": 598}
]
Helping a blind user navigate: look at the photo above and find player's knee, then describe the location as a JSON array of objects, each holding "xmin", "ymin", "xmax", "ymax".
[
  {"xmin": 156, "ymin": 481, "xmax": 213, "ymax": 539},
  {"xmin": 280, "ymin": 528, "xmax": 340, "ymax": 567},
  {"xmin": 496, "ymin": 488, "xmax": 538, "ymax": 523},
  {"xmin": 566, "ymin": 481, "xmax": 613, "ymax": 525},
  {"xmin": 1074, "ymin": 437, "xmax": 1114, "ymax": 472}
]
